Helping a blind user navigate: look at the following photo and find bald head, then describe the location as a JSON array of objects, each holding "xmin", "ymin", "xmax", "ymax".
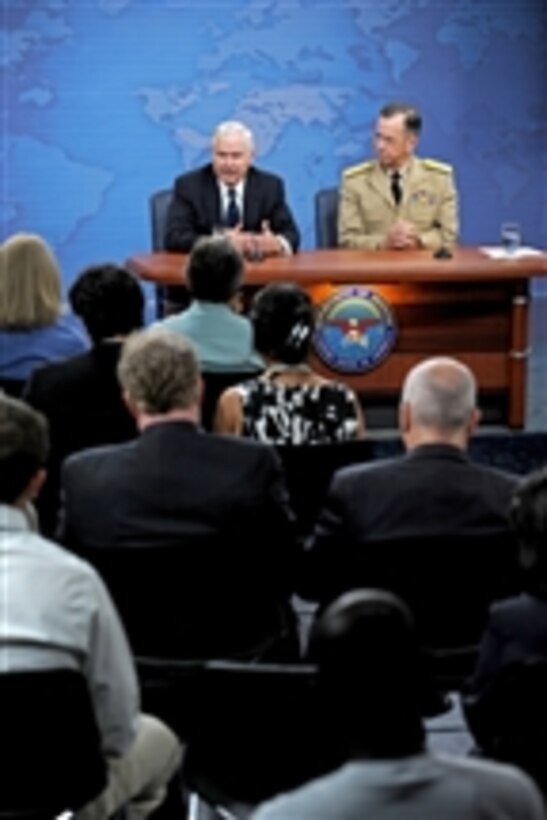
[{"xmin": 400, "ymin": 357, "xmax": 479, "ymax": 446}]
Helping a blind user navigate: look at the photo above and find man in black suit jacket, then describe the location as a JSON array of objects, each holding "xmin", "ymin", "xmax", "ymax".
[
  {"xmin": 164, "ymin": 120, "xmax": 300, "ymax": 257},
  {"xmin": 58, "ymin": 326, "xmax": 299, "ymax": 659},
  {"xmin": 24, "ymin": 264, "xmax": 143, "ymax": 535},
  {"xmin": 463, "ymin": 468, "xmax": 547, "ymax": 746},
  {"xmin": 300, "ymin": 357, "xmax": 520, "ymax": 636}
]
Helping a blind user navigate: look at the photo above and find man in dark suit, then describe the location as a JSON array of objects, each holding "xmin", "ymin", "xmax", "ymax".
[
  {"xmin": 463, "ymin": 467, "xmax": 547, "ymax": 761},
  {"xmin": 164, "ymin": 120, "xmax": 300, "ymax": 257},
  {"xmin": 24, "ymin": 264, "xmax": 143, "ymax": 535},
  {"xmin": 300, "ymin": 357, "xmax": 520, "ymax": 632},
  {"xmin": 58, "ymin": 326, "xmax": 299, "ymax": 659}
]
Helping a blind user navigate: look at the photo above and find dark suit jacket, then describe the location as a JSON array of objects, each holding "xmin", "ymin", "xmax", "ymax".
[
  {"xmin": 300, "ymin": 444, "xmax": 520, "ymax": 640},
  {"xmin": 164, "ymin": 164, "xmax": 300, "ymax": 252},
  {"xmin": 23, "ymin": 342, "xmax": 137, "ymax": 536},
  {"xmin": 462, "ymin": 593, "xmax": 547, "ymax": 759},
  {"xmin": 465, "ymin": 593, "xmax": 547, "ymax": 696},
  {"xmin": 58, "ymin": 421, "xmax": 299, "ymax": 658}
]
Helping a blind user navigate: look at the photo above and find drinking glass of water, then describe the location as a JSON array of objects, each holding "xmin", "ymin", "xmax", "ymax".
[{"xmin": 501, "ymin": 222, "xmax": 521, "ymax": 255}]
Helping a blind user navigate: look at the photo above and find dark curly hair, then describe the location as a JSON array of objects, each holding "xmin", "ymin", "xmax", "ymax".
[
  {"xmin": 69, "ymin": 264, "xmax": 144, "ymax": 344},
  {"xmin": 250, "ymin": 282, "xmax": 315, "ymax": 365}
]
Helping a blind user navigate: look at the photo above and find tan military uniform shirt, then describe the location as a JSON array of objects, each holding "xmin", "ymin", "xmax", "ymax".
[{"xmin": 338, "ymin": 156, "xmax": 459, "ymax": 250}]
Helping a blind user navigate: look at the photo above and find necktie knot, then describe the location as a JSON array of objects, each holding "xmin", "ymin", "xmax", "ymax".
[
  {"xmin": 226, "ymin": 187, "xmax": 240, "ymax": 227},
  {"xmin": 391, "ymin": 171, "xmax": 402, "ymax": 206}
]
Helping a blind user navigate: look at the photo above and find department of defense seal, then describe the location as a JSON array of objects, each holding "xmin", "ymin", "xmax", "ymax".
[{"xmin": 313, "ymin": 286, "xmax": 397, "ymax": 374}]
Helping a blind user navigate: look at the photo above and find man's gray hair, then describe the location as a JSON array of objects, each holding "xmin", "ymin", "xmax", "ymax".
[
  {"xmin": 401, "ymin": 357, "xmax": 477, "ymax": 430},
  {"xmin": 212, "ymin": 120, "xmax": 255, "ymax": 152},
  {"xmin": 118, "ymin": 327, "xmax": 200, "ymax": 414}
]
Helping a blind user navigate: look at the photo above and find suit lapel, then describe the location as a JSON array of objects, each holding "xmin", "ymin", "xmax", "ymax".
[
  {"xmin": 202, "ymin": 165, "xmax": 222, "ymax": 228},
  {"xmin": 243, "ymin": 168, "xmax": 260, "ymax": 229}
]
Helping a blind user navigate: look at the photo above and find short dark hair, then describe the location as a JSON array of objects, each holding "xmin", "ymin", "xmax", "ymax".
[
  {"xmin": 510, "ymin": 468, "xmax": 547, "ymax": 584},
  {"xmin": 309, "ymin": 589, "xmax": 425, "ymax": 757},
  {"xmin": 380, "ymin": 102, "xmax": 422, "ymax": 136},
  {"xmin": 69, "ymin": 264, "xmax": 144, "ymax": 344},
  {"xmin": 250, "ymin": 282, "xmax": 314, "ymax": 364},
  {"xmin": 186, "ymin": 236, "xmax": 243, "ymax": 303},
  {"xmin": 0, "ymin": 395, "xmax": 49, "ymax": 503}
]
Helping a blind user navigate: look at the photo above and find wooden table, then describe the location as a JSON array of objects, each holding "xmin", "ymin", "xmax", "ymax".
[{"xmin": 127, "ymin": 248, "xmax": 547, "ymax": 428}]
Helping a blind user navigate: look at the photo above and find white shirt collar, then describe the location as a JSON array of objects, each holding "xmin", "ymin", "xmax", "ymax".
[{"xmin": 219, "ymin": 179, "xmax": 245, "ymax": 207}]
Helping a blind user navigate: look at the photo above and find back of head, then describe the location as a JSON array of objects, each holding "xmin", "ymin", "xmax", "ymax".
[
  {"xmin": 250, "ymin": 282, "xmax": 314, "ymax": 365},
  {"xmin": 69, "ymin": 263, "xmax": 144, "ymax": 344},
  {"xmin": 0, "ymin": 233, "xmax": 61, "ymax": 329},
  {"xmin": 310, "ymin": 589, "xmax": 425, "ymax": 757},
  {"xmin": 186, "ymin": 236, "xmax": 243, "ymax": 303},
  {"xmin": 401, "ymin": 356, "xmax": 476, "ymax": 434},
  {"xmin": 117, "ymin": 327, "xmax": 200, "ymax": 415},
  {"xmin": 380, "ymin": 101, "xmax": 422, "ymax": 136},
  {"xmin": 0, "ymin": 394, "xmax": 49, "ymax": 504},
  {"xmin": 510, "ymin": 468, "xmax": 547, "ymax": 591}
]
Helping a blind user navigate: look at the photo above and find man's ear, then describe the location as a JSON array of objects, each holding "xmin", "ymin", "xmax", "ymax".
[
  {"xmin": 467, "ymin": 407, "xmax": 481, "ymax": 436},
  {"xmin": 122, "ymin": 390, "xmax": 139, "ymax": 419},
  {"xmin": 399, "ymin": 401, "xmax": 411, "ymax": 435},
  {"xmin": 197, "ymin": 376, "xmax": 204, "ymax": 405},
  {"xmin": 17, "ymin": 467, "xmax": 47, "ymax": 506}
]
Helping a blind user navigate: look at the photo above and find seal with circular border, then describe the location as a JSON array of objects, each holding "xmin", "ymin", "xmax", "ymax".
[{"xmin": 313, "ymin": 286, "xmax": 397, "ymax": 374}]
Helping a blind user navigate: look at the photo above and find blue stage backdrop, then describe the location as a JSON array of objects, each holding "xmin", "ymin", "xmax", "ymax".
[{"xmin": 2, "ymin": 0, "xmax": 547, "ymax": 307}]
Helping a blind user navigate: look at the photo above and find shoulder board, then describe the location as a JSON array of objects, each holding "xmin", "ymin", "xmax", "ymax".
[
  {"xmin": 343, "ymin": 160, "xmax": 373, "ymax": 179},
  {"xmin": 422, "ymin": 158, "xmax": 452, "ymax": 173}
]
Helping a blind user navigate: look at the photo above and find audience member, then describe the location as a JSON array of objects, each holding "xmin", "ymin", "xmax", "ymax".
[
  {"xmin": 156, "ymin": 236, "xmax": 263, "ymax": 372},
  {"xmin": 463, "ymin": 467, "xmax": 547, "ymax": 770},
  {"xmin": 23, "ymin": 263, "xmax": 143, "ymax": 534},
  {"xmin": 0, "ymin": 394, "xmax": 181, "ymax": 819},
  {"xmin": 58, "ymin": 327, "xmax": 299, "ymax": 659},
  {"xmin": 338, "ymin": 102, "xmax": 458, "ymax": 251},
  {"xmin": 0, "ymin": 233, "xmax": 87, "ymax": 387},
  {"xmin": 252, "ymin": 589, "xmax": 544, "ymax": 819},
  {"xmin": 214, "ymin": 282, "xmax": 365, "ymax": 444},
  {"xmin": 301, "ymin": 357, "xmax": 519, "ymax": 615},
  {"xmin": 164, "ymin": 120, "xmax": 300, "ymax": 257}
]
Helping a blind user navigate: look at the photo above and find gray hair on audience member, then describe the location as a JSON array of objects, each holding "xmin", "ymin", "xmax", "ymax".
[
  {"xmin": 212, "ymin": 120, "xmax": 255, "ymax": 152},
  {"xmin": 117, "ymin": 327, "xmax": 200, "ymax": 414},
  {"xmin": 401, "ymin": 356, "xmax": 476, "ymax": 430}
]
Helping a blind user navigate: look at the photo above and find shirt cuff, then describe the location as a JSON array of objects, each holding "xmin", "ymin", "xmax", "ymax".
[{"xmin": 276, "ymin": 235, "xmax": 293, "ymax": 256}]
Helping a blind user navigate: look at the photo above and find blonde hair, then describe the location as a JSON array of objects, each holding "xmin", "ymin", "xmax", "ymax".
[{"xmin": 0, "ymin": 233, "xmax": 62, "ymax": 328}]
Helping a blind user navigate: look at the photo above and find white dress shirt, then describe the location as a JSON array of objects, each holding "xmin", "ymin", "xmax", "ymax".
[{"xmin": 0, "ymin": 504, "xmax": 140, "ymax": 756}]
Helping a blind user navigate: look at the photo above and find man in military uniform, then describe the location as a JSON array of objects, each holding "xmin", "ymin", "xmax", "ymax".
[{"xmin": 338, "ymin": 102, "xmax": 459, "ymax": 251}]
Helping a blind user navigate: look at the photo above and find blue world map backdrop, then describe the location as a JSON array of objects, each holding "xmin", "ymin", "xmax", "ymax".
[{"xmin": 2, "ymin": 0, "xmax": 547, "ymax": 307}]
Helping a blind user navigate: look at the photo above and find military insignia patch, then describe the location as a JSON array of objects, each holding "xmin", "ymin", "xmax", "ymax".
[
  {"xmin": 313, "ymin": 286, "xmax": 397, "ymax": 374},
  {"xmin": 410, "ymin": 189, "xmax": 436, "ymax": 205}
]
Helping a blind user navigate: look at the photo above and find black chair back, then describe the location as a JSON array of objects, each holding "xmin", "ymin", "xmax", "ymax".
[
  {"xmin": 149, "ymin": 188, "xmax": 179, "ymax": 318},
  {"xmin": 149, "ymin": 188, "xmax": 172, "ymax": 251},
  {"xmin": 78, "ymin": 541, "xmax": 296, "ymax": 661},
  {"xmin": 276, "ymin": 439, "xmax": 373, "ymax": 537},
  {"xmin": 0, "ymin": 669, "xmax": 106, "ymax": 816},
  {"xmin": 0, "ymin": 378, "xmax": 26, "ymax": 398},
  {"xmin": 463, "ymin": 658, "xmax": 547, "ymax": 795},
  {"xmin": 314, "ymin": 187, "xmax": 339, "ymax": 248},
  {"xmin": 305, "ymin": 531, "xmax": 520, "ymax": 683},
  {"xmin": 137, "ymin": 658, "xmax": 338, "ymax": 807}
]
